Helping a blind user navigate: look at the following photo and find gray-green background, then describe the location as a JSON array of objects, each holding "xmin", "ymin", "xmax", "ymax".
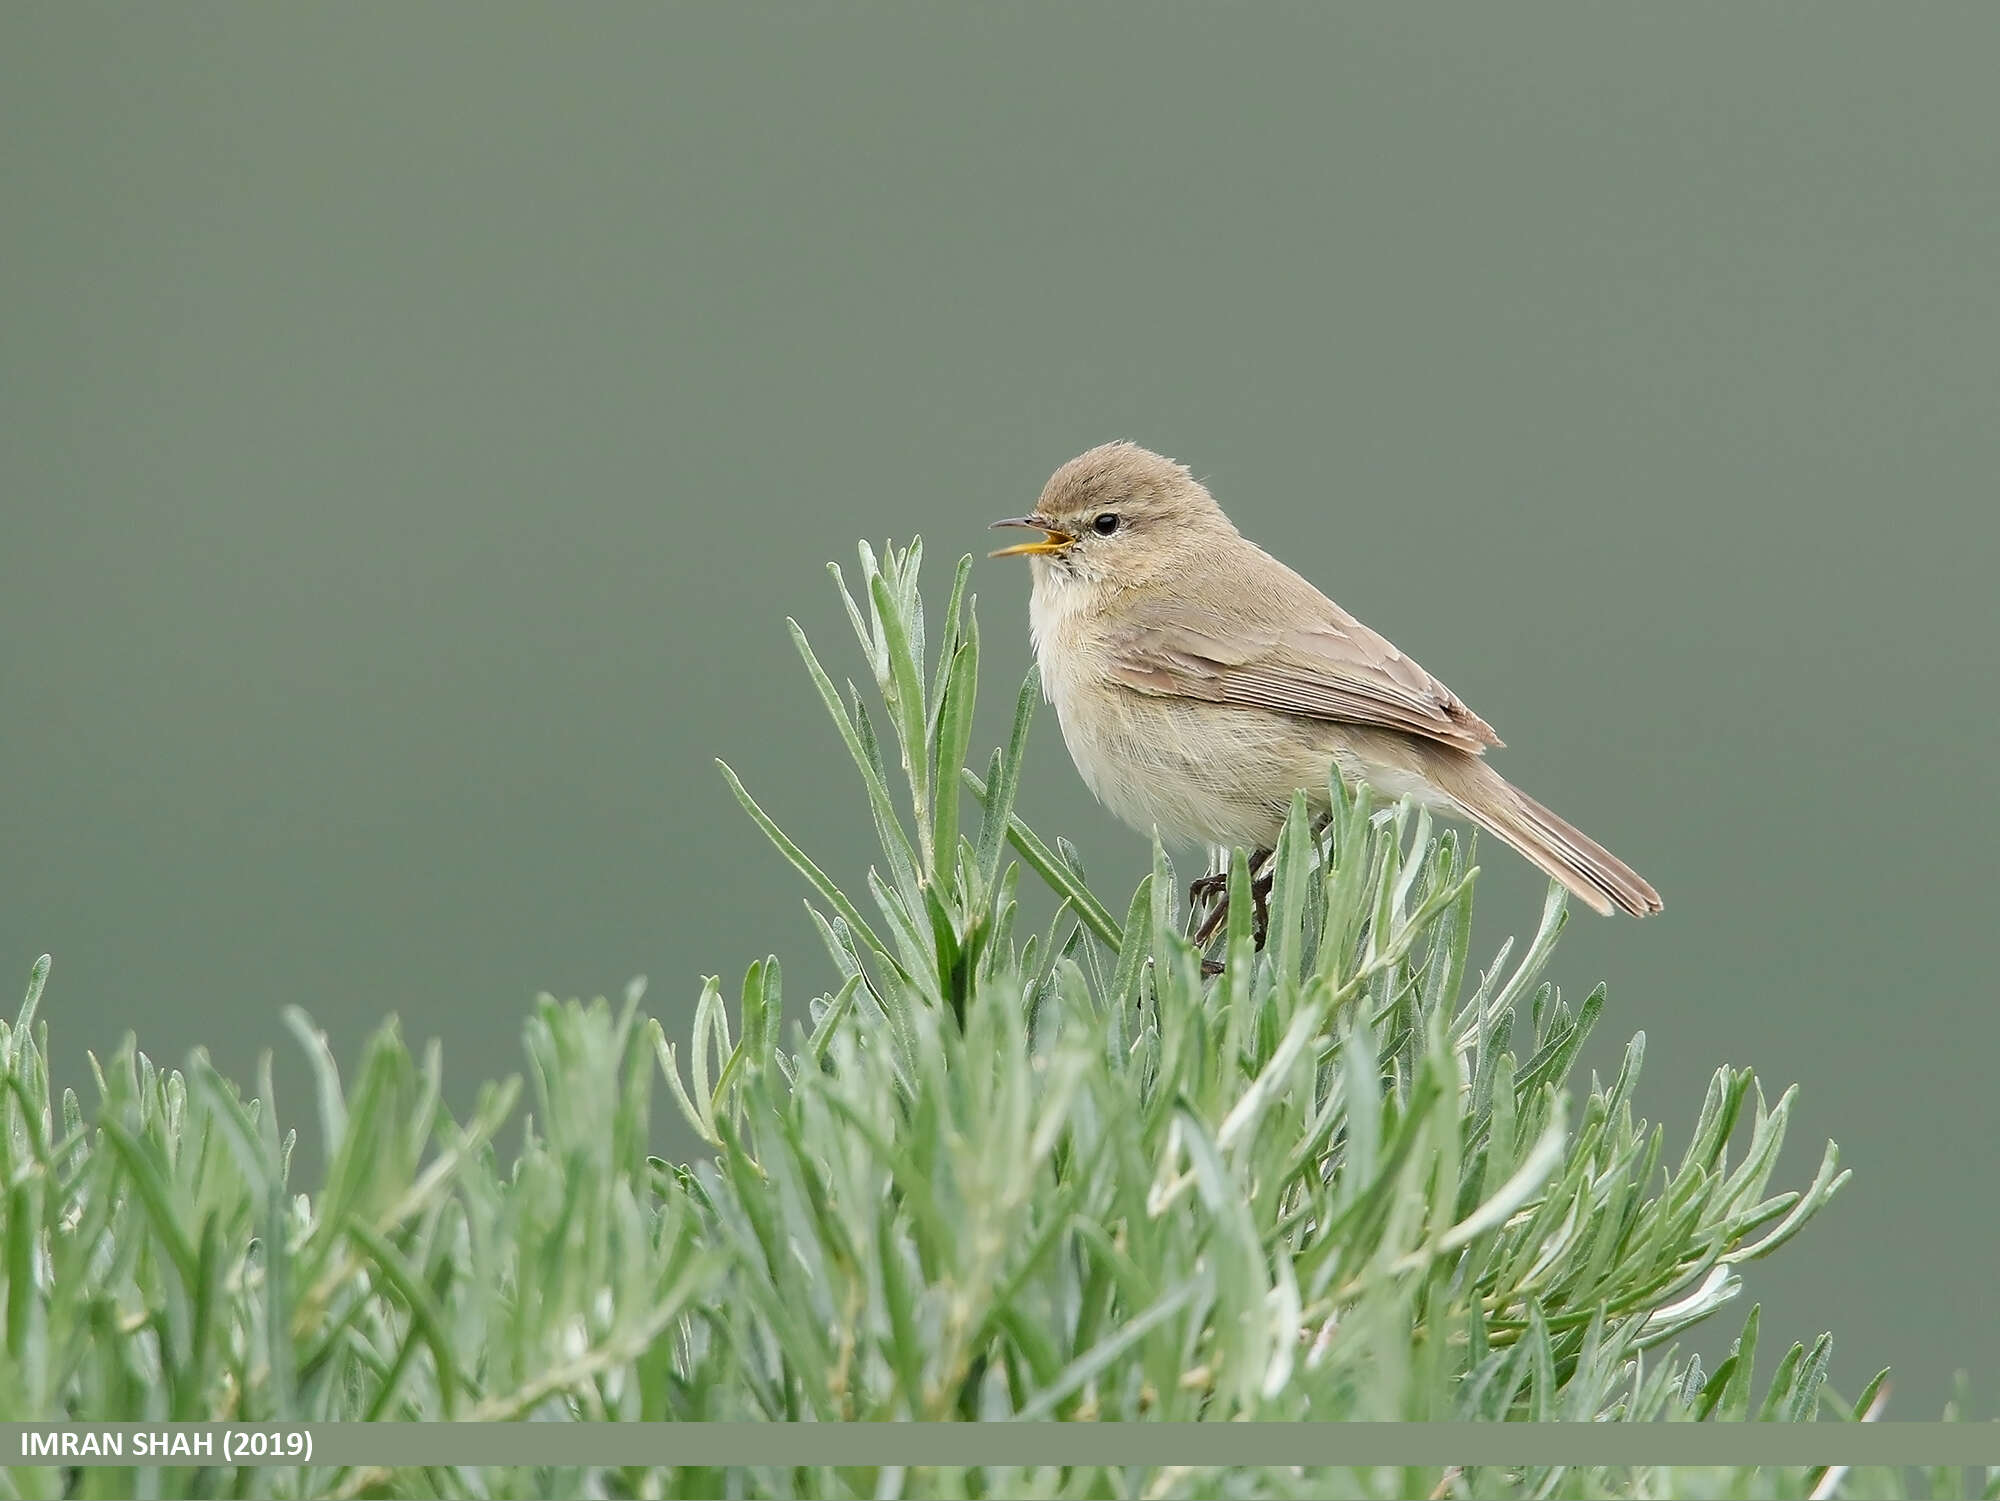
[{"xmin": 5, "ymin": 5, "xmax": 1995, "ymax": 1414}]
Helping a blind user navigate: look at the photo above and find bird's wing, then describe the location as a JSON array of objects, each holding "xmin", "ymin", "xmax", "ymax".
[{"xmin": 1103, "ymin": 577, "xmax": 1503, "ymax": 753}]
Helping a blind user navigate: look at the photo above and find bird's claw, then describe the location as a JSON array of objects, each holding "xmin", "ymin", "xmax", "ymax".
[
  {"xmin": 1191, "ymin": 861, "xmax": 1277, "ymax": 959},
  {"xmin": 1187, "ymin": 872, "xmax": 1229, "ymax": 908}
]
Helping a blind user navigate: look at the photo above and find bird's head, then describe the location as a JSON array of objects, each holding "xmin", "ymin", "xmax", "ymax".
[{"xmin": 990, "ymin": 442, "xmax": 1235, "ymax": 588}]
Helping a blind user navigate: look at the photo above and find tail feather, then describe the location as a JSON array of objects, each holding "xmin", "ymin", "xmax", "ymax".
[{"xmin": 1443, "ymin": 762, "xmax": 1662, "ymax": 918}]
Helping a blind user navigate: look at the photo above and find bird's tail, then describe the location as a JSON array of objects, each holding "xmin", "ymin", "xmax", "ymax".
[{"xmin": 1436, "ymin": 756, "xmax": 1662, "ymax": 918}]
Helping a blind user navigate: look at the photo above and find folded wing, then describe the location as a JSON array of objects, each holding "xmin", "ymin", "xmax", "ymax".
[{"xmin": 1103, "ymin": 577, "xmax": 1502, "ymax": 754}]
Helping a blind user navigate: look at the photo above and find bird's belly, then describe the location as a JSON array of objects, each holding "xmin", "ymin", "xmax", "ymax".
[{"xmin": 1053, "ymin": 689, "xmax": 1336, "ymax": 849}]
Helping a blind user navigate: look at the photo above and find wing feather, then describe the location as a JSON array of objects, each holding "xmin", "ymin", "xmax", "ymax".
[{"xmin": 1102, "ymin": 567, "xmax": 1502, "ymax": 753}]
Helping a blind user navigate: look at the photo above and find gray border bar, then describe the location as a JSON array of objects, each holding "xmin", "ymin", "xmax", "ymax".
[{"xmin": 4, "ymin": 1422, "xmax": 1997, "ymax": 1469}]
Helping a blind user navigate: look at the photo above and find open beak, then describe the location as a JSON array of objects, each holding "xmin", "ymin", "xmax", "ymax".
[{"xmin": 988, "ymin": 514, "xmax": 1075, "ymax": 558}]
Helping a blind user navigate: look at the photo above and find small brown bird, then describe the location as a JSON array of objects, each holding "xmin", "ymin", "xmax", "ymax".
[{"xmin": 991, "ymin": 442, "xmax": 1661, "ymax": 918}]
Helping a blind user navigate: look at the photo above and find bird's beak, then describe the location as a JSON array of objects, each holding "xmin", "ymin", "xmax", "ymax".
[{"xmin": 988, "ymin": 515, "xmax": 1075, "ymax": 559}]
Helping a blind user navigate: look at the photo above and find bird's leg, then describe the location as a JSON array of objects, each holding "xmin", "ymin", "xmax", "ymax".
[
  {"xmin": 1188, "ymin": 843, "xmax": 1232, "ymax": 913},
  {"xmin": 1190, "ymin": 883, "xmax": 1232, "ymax": 954},
  {"xmin": 1195, "ymin": 815, "xmax": 1337, "ymax": 975},
  {"xmin": 1250, "ymin": 868, "xmax": 1276, "ymax": 948},
  {"xmin": 1187, "ymin": 847, "xmax": 1231, "ymax": 970},
  {"xmin": 1187, "ymin": 871, "xmax": 1229, "ymax": 908},
  {"xmin": 1191, "ymin": 846, "xmax": 1275, "ymax": 958}
]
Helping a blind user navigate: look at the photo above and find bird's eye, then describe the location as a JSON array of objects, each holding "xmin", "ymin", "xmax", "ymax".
[{"xmin": 1092, "ymin": 512, "xmax": 1120, "ymax": 536}]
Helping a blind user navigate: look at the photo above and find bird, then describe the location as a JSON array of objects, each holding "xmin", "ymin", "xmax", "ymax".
[{"xmin": 989, "ymin": 441, "xmax": 1661, "ymax": 920}]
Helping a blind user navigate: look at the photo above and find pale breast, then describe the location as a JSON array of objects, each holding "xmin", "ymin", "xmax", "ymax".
[{"xmin": 1030, "ymin": 571, "xmax": 1338, "ymax": 848}]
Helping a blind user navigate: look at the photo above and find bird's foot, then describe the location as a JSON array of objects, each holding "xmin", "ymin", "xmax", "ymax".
[
  {"xmin": 1190, "ymin": 849, "xmax": 1276, "ymax": 958},
  {"xmin": 1187, "ymin": 872, "xmax": 1228, "ymax": 909}
]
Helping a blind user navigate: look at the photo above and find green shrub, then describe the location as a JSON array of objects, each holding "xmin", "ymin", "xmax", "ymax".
[{"xmin": 0, "ymin": 540, "xmax": 1952, "ymax": 1499}]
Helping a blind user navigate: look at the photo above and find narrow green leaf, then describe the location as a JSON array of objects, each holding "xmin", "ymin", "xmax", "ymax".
[
  {"xmin": 717, "ymin": 759, "xmax": 901, "ymax": 973},
  {"xmin": 962, "ymin": 766, "xmax": 1121, "ymax": 951},
  {"xmin": 925, "ymin": 552, "xmax": 974, "ymax": 751},
  {"xmin": 930, "ymin": 632, "xmax": 978, "ymax": 888},
  {"xmin": 1715, "ymin": 1305, "xmax": 1761, "ymax": 1420},
  {"xmin": 5, "ymin": 1179, "xmax": 43, "ymax": 1369},
  {"xmin": 1012, "ymin": 1278, "xmax": 1200, "ymax": 1420},
  {"xmin": 13, "ymin": 954, "xmax": 51, "ymax": 1050},
  {"xmin": 976, "ymin": 673, "xmax": 1038, "ymax": 901},
  {"xmin": 96, "ymin": 1115, "xmax": 198, "ymax": 1290},
  {"xmin": 789, "ymin": 619, "xmax": 920, "ymax": 886},
  {"xmin": 869, "ymin": 569, "xmax": 933, "ymax": 848},
  {"xmin": 345, "ymin": 1217, "xmax": 465, "ymax": 1413}
]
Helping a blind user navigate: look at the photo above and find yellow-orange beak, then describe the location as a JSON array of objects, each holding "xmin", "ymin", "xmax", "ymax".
[{"xmin": 988, "ymin": 514, "xmax": 1075, "ymax": 558}]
